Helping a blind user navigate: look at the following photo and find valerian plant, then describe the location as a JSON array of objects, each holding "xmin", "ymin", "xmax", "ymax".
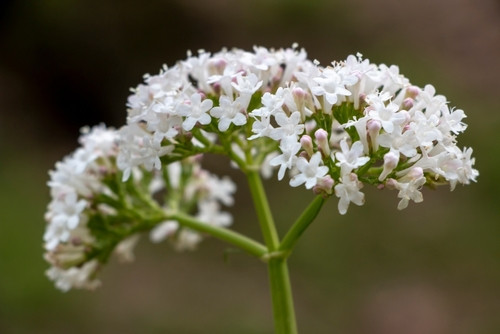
[{"xmin": 43, "ymin": 45, "xmax": 478, "ymax": 333}]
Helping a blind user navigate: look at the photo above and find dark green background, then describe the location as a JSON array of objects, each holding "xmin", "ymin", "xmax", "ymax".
[{"xmin": 1, "ymin": 1, "xmax": 498, "ymax": 333}]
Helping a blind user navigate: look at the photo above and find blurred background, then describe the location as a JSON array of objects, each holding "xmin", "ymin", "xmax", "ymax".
[{"xmin": 0, "ymin": 0, "xmax": 499, "ymax": 333}]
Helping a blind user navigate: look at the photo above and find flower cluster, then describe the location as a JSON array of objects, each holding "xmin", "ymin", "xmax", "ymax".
[
  {"xmin": 44, "ymin": 45, "xmax": 478, "ymax": 291},
  {"xmin": 44, "ymin": 125, "xmax": 235, "ymax": 291},
  {"xmin": 120, "ymin": 46, "xmax": 478, "ymax": 214}
]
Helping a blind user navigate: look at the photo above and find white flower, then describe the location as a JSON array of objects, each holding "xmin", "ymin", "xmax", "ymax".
[
  {"xmin": 114, "ymin": 235, "xmax": 141, "ymax": 262},
  {"xmin": 270, "ymin": 136, "xmax": 301, "ymax": 180},
  {"xmin": 148, "ymin": 96, "xmax": 183, "ymax": 144},
  {"xmin": 150, "ymin": 220, "xmax": 179, "ymax": 243},
  {"xmin": 204, "ymin": 175, "xmax": 236, "ymax": 206},
  {"xmin": 48, "ymin": 192, "xmax": 87, "ymax": 230},
  {"xmin": 177, "ymin": 93, "xmax": 213, "ymax": 131},
  {"xmin": 379, "ymin": 149, "xmax": 399, "ymax": 181},
  {"xmin": 270, "ymin": 111, "xmax": 305, "ymax": 141},
  {"xmin": 334, "ymin": 139, "xmax": 370, "ymax": 174},
  {"xmin": 344, "ymin": 116, "xmax": 369, "ymax": 154},
  {"xmin": 412, "ymin": 84, "xmax": 446, "ymax": 116},
  {"xmin": 409, "ymin": 110, "xmax": 443, "ymax": 147},
  {"xmin": 334, "ymin": 173, "xmax": 365, "ymax": 215},
  {"xmin": 290, "ymin": 152, "xmax": 329, "ymax": 189},
  {"xmin": 48, "ymin": 158, "xmax": 99, "ymax": 198},
  {"xmin": 378, "ymin": 125, "xmax": 419, "ymax": 158},
  {"xmin": 439, "ymin": 105, "xmax": 467, "ymax": 135},
  {"xmin": 46, "ymin": 260, "xmax": 101, "ymax": 292},
  {"xmin": 248, "ymin": 115, "xmax": 274, "ymax": 140},
  {"xmin": 231, "ymin": 73, "xmax": 263, "ymax": 102},
  {"xmin": 210, "ymin": 95, "xmax": 248, "ymax": 132},
  {"xmin": 366, "ymin": 93, "xmax": 408, "ymax": 134},
  {"xmin": 117, "ymin": 124, "xmax": 173, "ymax": 181},
  {"xmin": 79, "ymin": 124, "xmax": 118, "ymax": 157},
  {"xmin": 260, "ymin": 151, "xmax": 279, "ymax": 179},
  {"xmin": 196, "ymin": 200, "xmax": 232, "ymax": 227},
  {"xmin": 388, "ymin": 168, "xmax": 426, "ymax": 210},
  {"xmin": 43, "ymin": 218, "xmax": 71, "ymax": 251},
  {"xmin": 311, "ymin": 67, "xmax": 353, "ymax": 110}
]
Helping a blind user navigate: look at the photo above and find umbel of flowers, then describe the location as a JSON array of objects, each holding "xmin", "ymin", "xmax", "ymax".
[{"xmin": 43, "ymin": 45, "xmax": 478, "ymax": 333}]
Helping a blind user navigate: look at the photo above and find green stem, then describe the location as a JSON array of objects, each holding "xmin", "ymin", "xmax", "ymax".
[
  {"xmin": 245, "ymin": 170, "xmax": 297, "ymax": 334},
  {"xmin": 171, "ymin": 212, "xmax": 268, "ymax": 258},
  {"xmin": 246, "ymin": 170, "xmax": 280, "ymax": 250},
  {"xmin": 268, "ymin": 258, "xmax": 298, "ymax": 334},
  {"xmin": 280, "ymin": 196, "xmax": 325, "ymax": 252}
]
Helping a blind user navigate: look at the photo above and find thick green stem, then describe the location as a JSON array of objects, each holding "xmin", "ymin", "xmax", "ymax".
[
  {"xmin": 280, "ymin": 196, "xmax": 325, "ymax": 252},
  {"xmin": 246, "ymin": 170, "xmax": 298, "ymax": 333},
  {"xmin": 246, "ymin": 170, "xmax": 280, "ymax": 250},
  {"xmin": 268, "ymin": 258, "xmax": 298, "ymax": 334}
]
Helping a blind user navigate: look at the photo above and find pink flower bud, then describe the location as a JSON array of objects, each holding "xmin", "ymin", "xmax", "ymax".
[
  {"xmin": 379, "ymin": 150, "xmax": 399, "ymax": 181},
  {"xmin": 402, "ymin": 98, "xmax": 414, "ymax": 110},
  {"xmin": 210, "ymin": 58, "xmax": 227, "ymax": 72},
  {"xmin": 292, "ymin": 87, "xmax": 306, "ymax": 100},
  {"xmin": 407, "ymin": 86, "xmax": 419, "ymax": 98},
  {"xmin": 313, "ymin": 175, "xmax": 334, "ymax": 195},
  {"xmin": 367, "ymin": 119, "xmax": 381, "ymax": 152},
  {"xmin": 315, "ymin": 128, "xmax": 331, "ymax": 156},
  {"xmin": 300, "ymin": 135, "xmax": 314, "ymax": 157}
]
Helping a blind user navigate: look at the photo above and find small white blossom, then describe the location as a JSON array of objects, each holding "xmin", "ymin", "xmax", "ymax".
[
  {"xmin": 150, "ymin": 221, "xmax": 180, "ymax": 243},
  {"xmin": 177, "ymin": 93, "xmax": 213, "ymax": 131},
  {"xmin": 196, "ymin": 200, "xmax": 232, "ymax": 227},
  {"xmin": 270, "ymin": 136, "xmax": 301, "ymax": 180},
  {"xmin": 46, "ymin": 260, "xmax": 101, "ymax": 292},
  {"xmin": 231, "ymin": 73, "xmax": 263, "ymax": 103},
  {"xmin": 334, "ymin": 139, "xmax": 370, "ymax": 174},
  {"xmin": 366, "ymin": 93, "xmax": 408, "ymax": 134},
  {"xmin": 388, "ymin": 168, "xmax": 426, "ymax": 210},
  {"xmin": 210, "ymin": 95, "xmax": 248, "ymax": 132},
  {"xmin": 290, "ymin": 152, "xmax": 329, "ymax": 189},
  {"xmin": 48, "ymin": 192, "xmax": 87, "ymax": 231},
  {"xmin": 311, "ymin": 67, "xmax": 353, "ymax": 110},
  {"xmin": 334, "ymin": 173, "xmax": 365, "ymax": 215},
  {"xmin": 270, "ymin": 111, "xmax": 305, "ymax": 141}
]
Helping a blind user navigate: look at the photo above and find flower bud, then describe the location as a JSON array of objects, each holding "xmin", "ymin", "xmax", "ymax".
[
  {"xmin": 402, "ymin": 97, "xmax": 414, "ymax": 110},
  {"xmin": 313, "ymin": 175, "xmax": 334, "ymax": 195},
  {"xmin": 300, "ymin": 135, "xmax": 314, "ymax": 158},
  {"xmin": 379, "ymin": 150, "xmax": 399, "ymax": 181},
  {"xmin": 407, "ymin": 86, "xmax": 419, "ymax": 98},
  {"xmin": 367, "ymin": 119, "xmax": 381, "ymax": 152},
  {"xmin": 315, "ymin": 128, "xmax": 330, "ymax": 156}
]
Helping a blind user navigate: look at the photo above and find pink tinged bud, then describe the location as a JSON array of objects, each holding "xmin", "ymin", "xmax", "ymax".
[
  {"xmin": 292, "ymin": 87, "xmax": 307, "ymax": 100},
  {"xmin": 399, "ymin": 166, "xmax": 424, "ymax": 183},
  {"xmin": 313, "ymin": 175, "xmax": 334, "ymax": 195},
  {"xmin": 300, "ymin": 135, "xmax": 314, "ymax": 157},
  {"xmin": 210, "ymin": 58, "xmax": 227, "ymax": 72},
  {"xmin": 299, "ymin": 151, "xmax": 309, "ymax": 159},
  {"xmin": 367, "ymin": 119, "xmax": 381, "ymax": 152},
  {"xmin": 402, "ymin": 98, "xmax": 414, "ymax": 110},
  {"xmin": 385, "ymin": 178, "xmax": 398, "ymax": 189},
  {"xmin": 379, "ymin": 151, "xmax": 399, "ymax": 181},
  {"xmin": 315, "ymin": 128, "xmax": 331, "ymax": 156},
  {"xmin": 212, "ymin": 82, "xmax": 221, "ymax": 95},
  {"xmin": 408, "ymin": 166, "xmax": 424, "ymax": 179},
  {"xmin": 407, "ymin": 86, "xmax": 419, "ymax": 98},
  {"xmin": 359, "ymin": 93, "xmax": 367, "ymax": 105}
]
